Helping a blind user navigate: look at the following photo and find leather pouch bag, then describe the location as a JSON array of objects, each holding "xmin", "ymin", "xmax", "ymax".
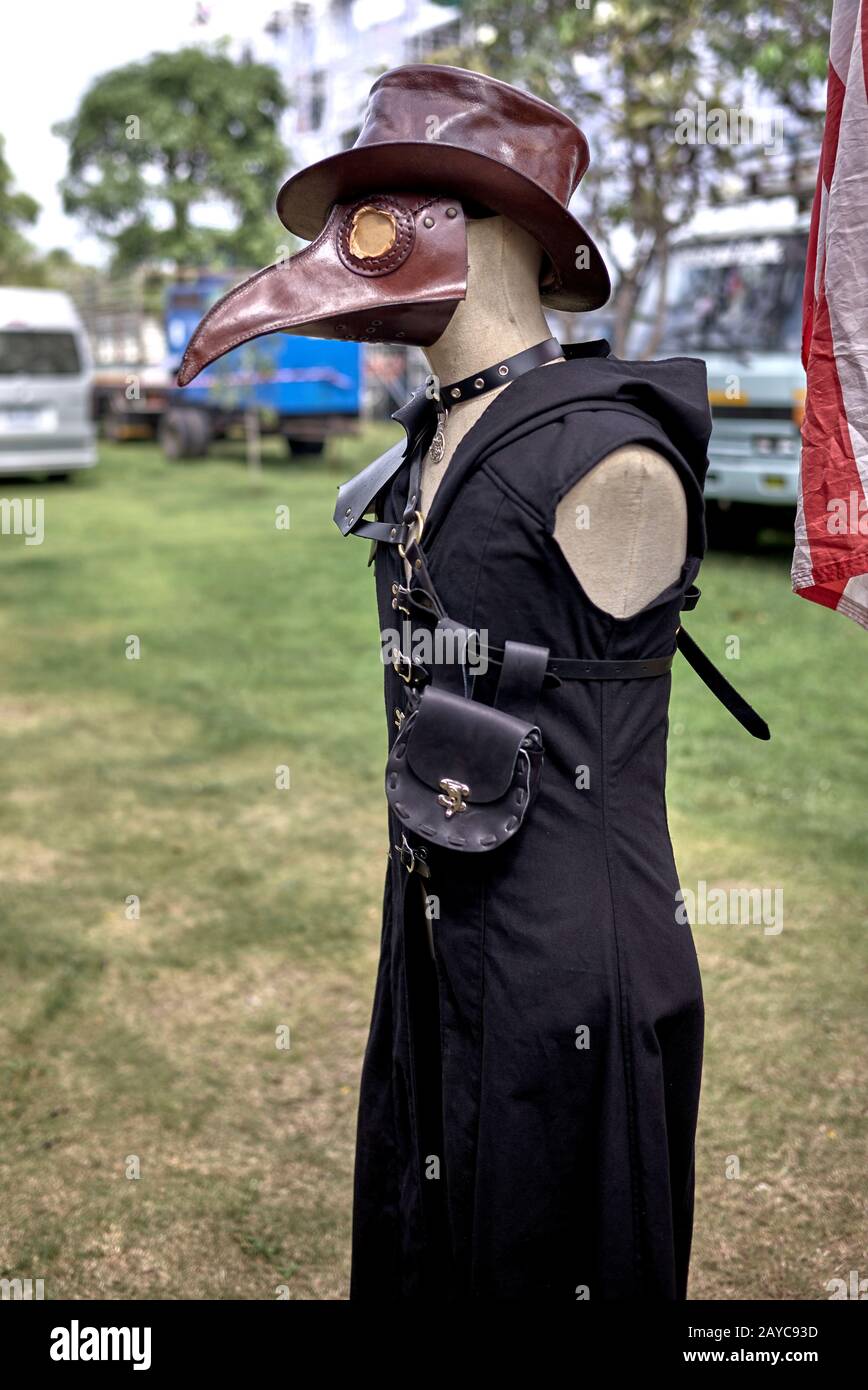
[{"xmin": 385, "ymin": 640, "xmax": 549, "ymax": 853}]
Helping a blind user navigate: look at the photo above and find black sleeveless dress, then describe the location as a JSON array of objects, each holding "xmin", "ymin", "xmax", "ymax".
[{"xmin": 347, "ymin": 344, "xmax": 715, "ymax": 1300}]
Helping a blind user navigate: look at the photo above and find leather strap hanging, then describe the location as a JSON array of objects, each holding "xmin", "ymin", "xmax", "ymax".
[{"xmin": 675, "ymin": 627, "xmax": 769, "ymax": 740}]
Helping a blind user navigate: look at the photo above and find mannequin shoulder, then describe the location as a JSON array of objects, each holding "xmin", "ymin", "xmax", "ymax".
[
  {"xmin": 561, "ymin": 444, "xmax": 688, "ymax": 514},
  {"xmin": 553, "ymin": 446, "xmax": 688, "ymax": 619}
]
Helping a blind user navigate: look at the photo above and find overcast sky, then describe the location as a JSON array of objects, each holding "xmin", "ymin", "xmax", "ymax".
[{"xmin": 0, "ymin": 0, "xmax": 284, "ymax": 263}]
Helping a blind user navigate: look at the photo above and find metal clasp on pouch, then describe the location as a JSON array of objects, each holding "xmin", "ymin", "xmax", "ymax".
[{"xmin": 438, "ymin": 778, "xmax": 470, "ymax": 817}]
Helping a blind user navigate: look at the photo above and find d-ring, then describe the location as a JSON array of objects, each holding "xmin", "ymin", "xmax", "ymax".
[{"xmin": 398, "ymin": 509, "xmax": 425, "ymax": 560}]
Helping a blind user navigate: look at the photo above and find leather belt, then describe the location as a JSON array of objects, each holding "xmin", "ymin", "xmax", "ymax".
[
  {"xmin": 391, "ymin": 645, "xmax": 674, "ymax": 688},
  {"xmin": 388, "ymin": 558, "xmax": 769, "ymax": 739},
  {"xmin": 390, "ymin": 623, "xmax": 768, "ymax": 742},
  {"xmin": 545, "ymin": 653, "xmax": 673, "ymax": 680},
  {"xmin": 391, "ymin": 575, "xmax": 679, "ymax": 683}
]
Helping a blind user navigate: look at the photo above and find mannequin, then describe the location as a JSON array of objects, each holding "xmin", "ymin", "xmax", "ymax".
[
  {"xmin": 421, "ymin": 216, "xmax": 688, "ymax": 617},
  {"xmin": 177, "ymin": 61, "xmax": 770, "ymax": 1301}
]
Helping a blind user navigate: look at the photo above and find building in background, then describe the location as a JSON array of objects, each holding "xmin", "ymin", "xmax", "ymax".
[{"xmin": 261, "ymin": 1, "xmax": 459, "ymax": 171}]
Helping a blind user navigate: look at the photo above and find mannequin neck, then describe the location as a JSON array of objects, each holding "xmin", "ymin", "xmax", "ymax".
[{"xmin": 424, "ymin": 215, "xmax": 555, "ymax": 386}]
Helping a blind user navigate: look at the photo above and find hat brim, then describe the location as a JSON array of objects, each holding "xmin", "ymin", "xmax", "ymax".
[{"xmin": 276, "ymin": 141, "xmax": 610, "ymax": 313}]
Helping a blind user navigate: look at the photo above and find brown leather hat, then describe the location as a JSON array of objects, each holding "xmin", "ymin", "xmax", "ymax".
[{"xmin": 276, "ymin": 64, "xmax": 610, "ymax": 313}]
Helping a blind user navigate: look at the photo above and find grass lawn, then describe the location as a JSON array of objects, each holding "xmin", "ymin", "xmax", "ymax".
[{"xmin": 0, "ymin": 431, "xmax": 865, "ymax": 1300}]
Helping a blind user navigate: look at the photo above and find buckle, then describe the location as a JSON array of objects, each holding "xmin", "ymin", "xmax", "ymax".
[
  {"xmin": 391, "ymin": 648, "xmax": 415, "ymax": 684},
  {"xmin": 390, "ymin": 648, "xmax": 428, "ymax": 688},
  {"xmin": 398, "ymin": 509, "xmax": 424, "ymax": 561}
]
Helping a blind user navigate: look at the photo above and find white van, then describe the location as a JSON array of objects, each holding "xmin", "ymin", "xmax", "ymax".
[{"xmin": 0, "ymin": 288, "xmax": 97, "ymax": 477}]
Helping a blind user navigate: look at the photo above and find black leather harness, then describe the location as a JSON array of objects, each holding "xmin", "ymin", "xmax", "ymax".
[{"xmin": 334, "ymin": 354, "xmax": 771, "ymax": 742}]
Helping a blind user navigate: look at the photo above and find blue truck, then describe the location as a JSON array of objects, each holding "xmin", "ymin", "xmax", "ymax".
[{"xmin": 158, "ymin": 273, "xmax": 361, "ymax": 459}]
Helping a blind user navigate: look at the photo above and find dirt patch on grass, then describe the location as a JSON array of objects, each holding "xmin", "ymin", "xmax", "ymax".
[
  {"xmin": 0, "ymin": 699, "xmax": 64, "ymax": 731},
  {"xmin": 0, "ymin": 835, "xmax": 63, "ymax": 883}
]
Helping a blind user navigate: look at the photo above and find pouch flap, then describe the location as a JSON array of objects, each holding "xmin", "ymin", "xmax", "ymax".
[{"xmin": 405, "ymin": 687, "xmax": 536, "ymax": 803}]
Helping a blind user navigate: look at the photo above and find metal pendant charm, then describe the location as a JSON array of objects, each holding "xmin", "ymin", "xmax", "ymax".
[
  {"xmin": 428, "ymin": 400, "xmax": 447, "ymax": 464},
  {"xmin": 429, "ymin": 425, "xmax": 446, "ymax": 464}
]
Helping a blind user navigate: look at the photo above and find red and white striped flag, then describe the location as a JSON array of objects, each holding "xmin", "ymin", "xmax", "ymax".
[{"xmin": 793, "ymin": 0, "xmax": 868, "ymax": 628}]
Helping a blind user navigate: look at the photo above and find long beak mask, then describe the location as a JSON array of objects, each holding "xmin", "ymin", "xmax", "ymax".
[{"xmin": 177, "ymin": 194, "xmax": 467, "ymax": 386}]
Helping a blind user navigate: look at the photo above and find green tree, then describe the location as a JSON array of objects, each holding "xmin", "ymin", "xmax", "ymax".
[
  {"xmin": 432, "ymin": 0, "xmax": 830, "ymax": 350},
  {"xmin": 705, "ymin": 0, "xmax": 830, "ymax": 119},
  {"xmin": 54, "ymin": 44, "xmax": 290, "ymax": 272},
  {"xmin": 0, "ymin": 133, "xmax": 42, "ymax": 282}
]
